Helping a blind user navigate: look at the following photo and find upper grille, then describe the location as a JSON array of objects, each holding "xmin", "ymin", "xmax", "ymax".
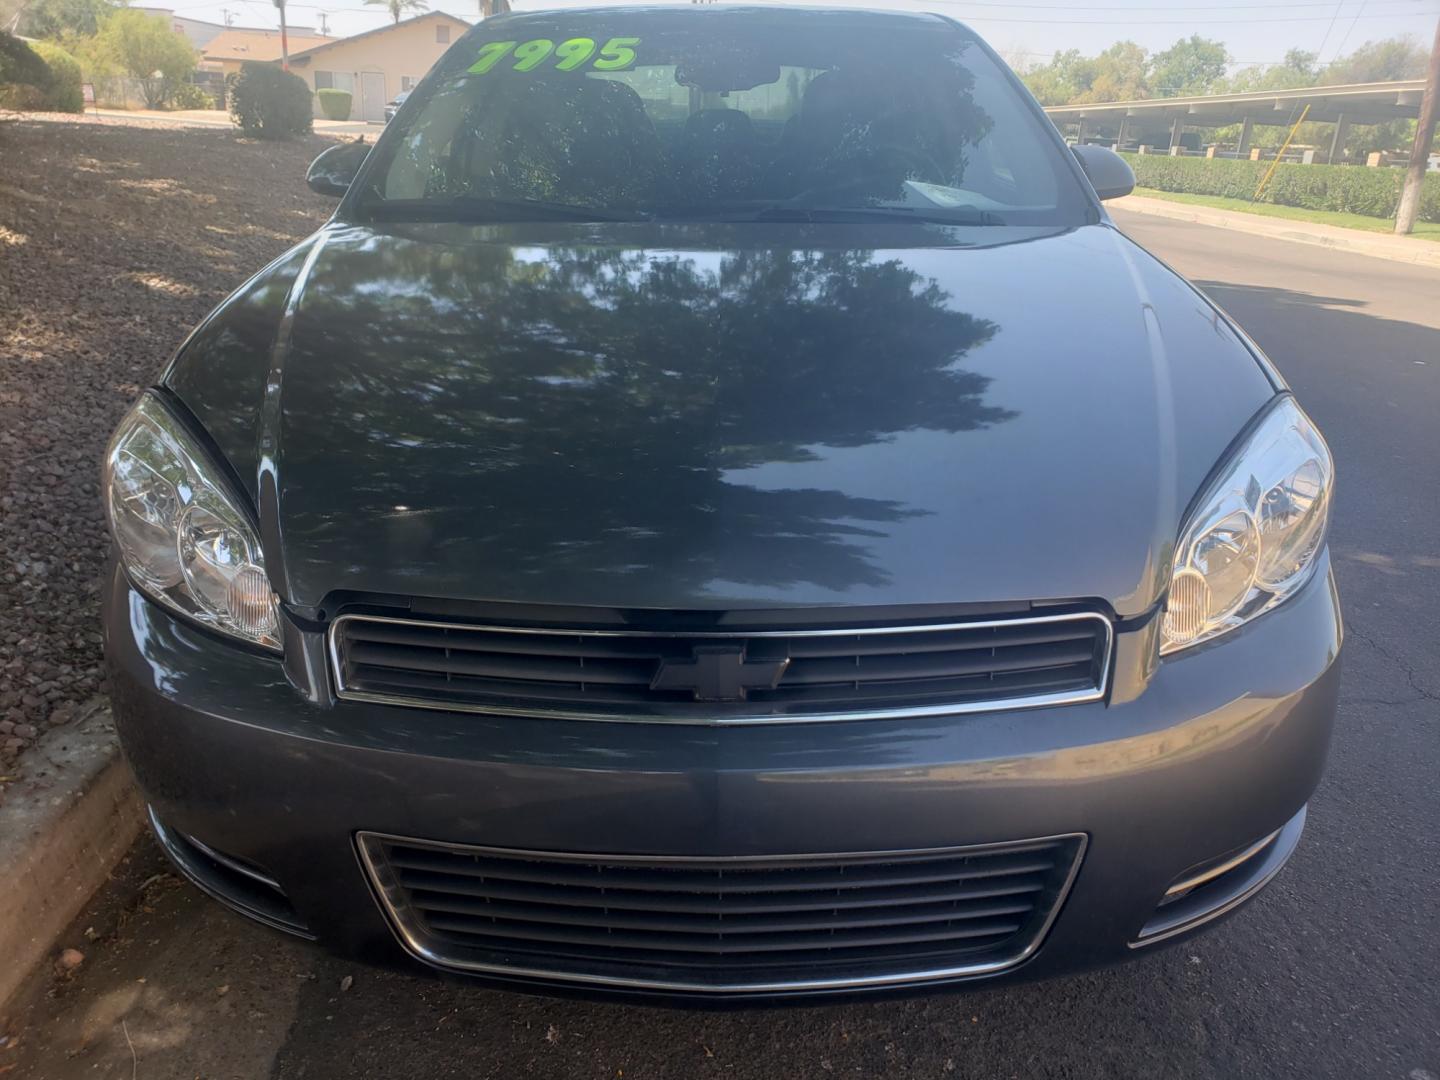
[
  {"xmin": 329, "ymin": 611, "xmax": 1112, "ymax": 723},
  {"xmin": 358, "ymin": 833, "xmax": 1085, "ymax": 993}
]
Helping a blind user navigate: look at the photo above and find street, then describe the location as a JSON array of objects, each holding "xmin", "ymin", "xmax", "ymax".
[{"xmin": 5, "ymin": 213, "xmax": 1438, "ymax": 1080}]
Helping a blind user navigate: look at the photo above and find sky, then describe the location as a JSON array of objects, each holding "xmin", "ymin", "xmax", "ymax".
[{"xmin": 177, "ymin": 0, "xmax": 1438, "ymax": 75}]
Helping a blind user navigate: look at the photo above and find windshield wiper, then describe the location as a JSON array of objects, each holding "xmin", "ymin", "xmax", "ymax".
[
  {"xmin": 362, "ymin": 196, "xmax": 646, "ymax": 224},
  {"xmin": 657, "ymin": 204, "xmax": 1005, "ymax": 226}
]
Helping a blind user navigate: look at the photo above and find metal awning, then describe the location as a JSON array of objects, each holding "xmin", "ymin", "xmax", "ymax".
[{"xmin": 1044, "ymin": 80, "xmax": 1427, "ymax": 128}]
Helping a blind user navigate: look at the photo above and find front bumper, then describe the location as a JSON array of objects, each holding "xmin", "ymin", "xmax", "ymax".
[{"xmin": 103, "ymin": 557, "xmax": 1341, "ymax": 1003}]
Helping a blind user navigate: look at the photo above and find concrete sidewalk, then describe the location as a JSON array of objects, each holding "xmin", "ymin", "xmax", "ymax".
[
  {"xmin": 1110, "ymin": 194, "xmax": 1440, "ymax": 271},
  {"xmin": 87, "ymin": 108, "xmax": 379, "ymax": 136}
]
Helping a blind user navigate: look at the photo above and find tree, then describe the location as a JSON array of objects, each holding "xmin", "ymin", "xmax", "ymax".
[
  {"xmin": 1149, "ymin": 35, "xmax": 1229, "ymax": 97},
  {"xmin": 14, "ymin": 0, "xmax": 116, "ymax": 38},
  {"xmin": 1021, "ymin": 41, "xmax": 1152, "ymax": 105},
  {"xmin": 1075, "ymin": 41, "xmax": 1149, "ymax": 103},
  {"xmin": 1219, "ymin": 49, "xmax": 1318, "ymax": 95},
  {"xmin": 1020, "ymin": 48, "xmax": 1094, "ymax": 106},
  {"xmin": 1210, "ymin": 49, "xmax": 1320, "ymax": 149},
  {"xmin": 1321, "ymin": 36, "xmax": 1431, "ymax": 158},
  {"xmin": 95, "ymin": 9, "xmax": 198, "ymax": 108},
  {"xmin": 364, "ymin": 0, "xmax": 427, "ymax": 25},
  {"xmin": 1320, "ymin": 36, "xmax": 1429, "ymax": 84}
]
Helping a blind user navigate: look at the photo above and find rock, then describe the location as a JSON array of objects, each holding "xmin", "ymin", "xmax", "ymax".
[{"xmin": 57, "ymin": 948, "xmax": 84, "ymax": 971}]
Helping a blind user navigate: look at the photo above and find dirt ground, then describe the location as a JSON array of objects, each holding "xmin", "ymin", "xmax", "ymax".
[{"xmin": 0, "ymin": 113, "xmax": 339, "ymax": 774}]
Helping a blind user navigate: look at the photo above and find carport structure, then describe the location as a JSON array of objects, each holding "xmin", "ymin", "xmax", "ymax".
[{"xmin": 1044, "ymin": 80, "xmax": 1427, "ymax": 163}]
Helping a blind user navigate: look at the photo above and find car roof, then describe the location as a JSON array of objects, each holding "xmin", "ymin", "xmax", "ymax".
[{"xmin": 476, "ymin": 5, "xmax": 956, "ymax": 31}]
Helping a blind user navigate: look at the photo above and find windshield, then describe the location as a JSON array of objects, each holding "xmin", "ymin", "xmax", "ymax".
[{"xmin": 354, "ymin": 9, "xmax": 1090, "ymax": 226}]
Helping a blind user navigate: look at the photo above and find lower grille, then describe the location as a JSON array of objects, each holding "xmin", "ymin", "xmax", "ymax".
[{"xmin": 358, "ymin": 833, "xmax": 1084, "ymax": 992}]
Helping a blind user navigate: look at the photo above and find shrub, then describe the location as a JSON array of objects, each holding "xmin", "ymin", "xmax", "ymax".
[
  {"xmin": 0, "ymin": 34, "xmax": 84, "ymax": 112},
  {"xmin": 228, "ymin": 62, "xmax": 312, "ymax": 139},
  {"xmin": 167, "ymin": 78, "xmax": 212, "ymax": 110},
  {"xmin": 1121, "ymin": 152, "xmax": 1440, "ymax": 224},
  {"xmin": 30, "ymin": 40, "xmax": 83, "ymax": 112},
  {"xmin": 0, "ymin": 81, "xmax": 47, "ymax": 109},
  {"xmin": 0, "ymin": 31, "xmax": 50, "ymax": 107},
  {"xmin": 316, "ymin": 87, "xmax": 351, "ymax": 121}
]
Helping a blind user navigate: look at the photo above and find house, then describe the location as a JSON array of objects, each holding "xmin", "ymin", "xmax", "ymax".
[
  {"xmin": 200, "ymin": 27, "xmax": 332, "ymax": 79},
  {"xmin": 285, "ymin": 12, "xmax": 472, "ymax": 122},
  {"xmin": 133, "ymin": 7, "xmax": 319, "ymax": 52}
]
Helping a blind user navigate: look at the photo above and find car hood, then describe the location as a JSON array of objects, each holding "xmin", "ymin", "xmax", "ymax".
[{"xmin": 166, "ymin": 220, "xmax": 1275, "ymax": 617}]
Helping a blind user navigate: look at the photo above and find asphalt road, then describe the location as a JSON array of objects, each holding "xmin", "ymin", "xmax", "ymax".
[{"xmin": 5, "ymin": 213, "xmax": 1438, "ymax": 1080}]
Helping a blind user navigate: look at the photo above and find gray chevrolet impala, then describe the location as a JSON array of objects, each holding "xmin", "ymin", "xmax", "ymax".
[{"xmin": 101, "ymin": 6, "xmax": 1341, "ymax": 1002}]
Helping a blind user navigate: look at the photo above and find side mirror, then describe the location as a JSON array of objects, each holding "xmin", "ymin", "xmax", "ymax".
[
  {"xmin": 1071, "ymin": 144, "xmax": 1135, "ymax": 201},
  {"xmin": 306, "ymin": 140, "xmax": 369, "ymax": 198}
]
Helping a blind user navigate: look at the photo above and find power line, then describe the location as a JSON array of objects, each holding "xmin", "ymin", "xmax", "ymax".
[
  {"xmin": 1311, "ymin": 0, "xmax": 1348, "ymax": 61},
  {"xmin": 1328, "ymin": 0, "xmax": 1374, "ymax": 60}
]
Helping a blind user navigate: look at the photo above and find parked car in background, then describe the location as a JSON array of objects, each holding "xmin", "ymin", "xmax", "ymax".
[
  {"xmin": 103, "ymin": 5, "xmax": 1340, "ymax": 1004},
  {"xmin": 383, "ymin": 89, "xmax": 410, "ymax": 123}
]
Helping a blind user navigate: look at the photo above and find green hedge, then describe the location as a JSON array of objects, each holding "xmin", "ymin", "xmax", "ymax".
[
  {"xmin": 316, "ymin": 87, "xmax": 351, "ymax": 121},
  {"xmin": 0, "ymin": 31, "xmax": 48, "ymax": 85},
  {"xmin": 1121, "ymin": 152, "xmax": 1440, "ymax": 224},
  {"xmin": 0, "ymin": 35, "xmax": 83, "ymax": 112},
  {"xmin": 30, "ymin": 40, "xmax": 83, "ymax": 112},
  {"xmin": 0, "ymin": 31, "xmax": 50, "ymax": 109}
]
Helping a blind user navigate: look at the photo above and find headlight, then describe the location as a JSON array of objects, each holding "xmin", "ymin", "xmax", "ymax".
[
  {"xmin": 104, "ymin": 394, "xmax": 281, "ymax": 650},
  {"xmin": 1161, "ymin": 396, "xmax": 1332, "ymax": 655}
]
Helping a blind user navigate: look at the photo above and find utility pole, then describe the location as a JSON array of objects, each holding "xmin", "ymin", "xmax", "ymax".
[
  {"xmin": 221, "ymin": 7, "xmax": 234, "ymax": 25},
  {"xmin": 274, "ymin": 0, "xmax": 290, "ymax": 71},
  {"xmin": 1395, "ymin": 15, "xmax": 1440, "ymax": 235},
  {"xmin": 318, "ymin": 11, "xmax": 328, "ymax": 35}
]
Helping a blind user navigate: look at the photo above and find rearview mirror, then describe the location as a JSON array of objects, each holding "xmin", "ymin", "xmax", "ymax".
[
  {"xmin": 1071, "ymin": 144, "xmax": 1135, "ymax": 201},
  {"xmin": 307, "ymin": 140, "xmax": 370, "ymax": 198}
]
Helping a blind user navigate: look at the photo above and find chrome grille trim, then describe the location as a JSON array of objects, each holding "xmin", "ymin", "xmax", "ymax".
[
  {"xmin": 356, "ymin": 832, "xmax": 1087, "ymax": 994},
  {"xmin": 327, "ymin": 610, "xmax": 1113, "ymax": 725}
]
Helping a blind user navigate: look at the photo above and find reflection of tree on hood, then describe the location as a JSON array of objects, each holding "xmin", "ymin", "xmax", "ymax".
[{"xmin": 281, "ymin": 239, "xmax": 1011, "ymax": 596}]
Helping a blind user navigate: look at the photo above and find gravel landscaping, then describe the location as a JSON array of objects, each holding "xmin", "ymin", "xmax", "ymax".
[{"xmin": 0, "ymin": 113, "xmax": 339, "ymax": 776}]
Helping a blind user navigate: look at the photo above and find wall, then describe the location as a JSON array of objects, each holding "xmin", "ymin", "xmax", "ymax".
[{"xmin": 292, "ymin": 16, "xmax": 466, "ymax": 121}]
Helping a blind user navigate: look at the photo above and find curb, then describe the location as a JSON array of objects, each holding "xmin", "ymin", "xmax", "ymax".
[
  {"xmin": 0, "ymin": 701, "xmax": 143, "ymax": 1013},
  {"xmin": 1110, "ymin": 195, "xmax": 1440, "ymax": 271}
]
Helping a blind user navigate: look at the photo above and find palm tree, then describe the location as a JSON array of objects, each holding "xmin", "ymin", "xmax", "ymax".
[{"xmin": 365, "ymin": 0, "xmax": 427, "ymax": 25}]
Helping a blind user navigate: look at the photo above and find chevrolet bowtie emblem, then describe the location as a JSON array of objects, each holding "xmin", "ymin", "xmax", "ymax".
[{"xmin": 650, "ymin": 645, "xmax": 791, "ymax": 702}]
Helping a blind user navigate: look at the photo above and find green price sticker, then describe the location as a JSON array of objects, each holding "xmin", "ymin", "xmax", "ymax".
[{"xmin": 467, "ymin": 36, "xmax": 640, "ymax": 75}]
